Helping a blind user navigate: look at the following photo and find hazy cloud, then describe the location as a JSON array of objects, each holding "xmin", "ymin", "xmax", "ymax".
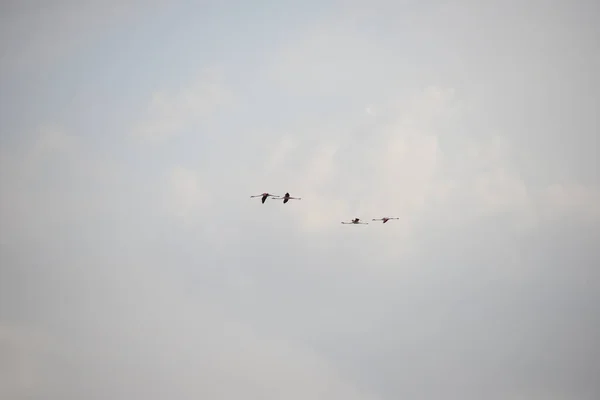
[
  {"xmin": 1, "ymin": 1, "xmax": 599, "ymax": 400},
  {"xmin": 132, "ymin": 67, "xmax": 234, "ymax": 144}
]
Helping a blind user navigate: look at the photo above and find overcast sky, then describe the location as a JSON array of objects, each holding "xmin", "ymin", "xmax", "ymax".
[{"xmin": 1, "ymin": 1, "xmax": 599, "ymax": 399}]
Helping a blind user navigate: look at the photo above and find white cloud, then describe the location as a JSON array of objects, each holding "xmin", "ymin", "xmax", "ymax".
[
  {"xmin": 1, "ymin": 1, "xmax": 168, "ymax": 76},
  {"xmin": 23, "ymin": 125, "xmax": 77, "ymax": 172},
  {"xmin": 162, "ymin": 165, "xmax": 211, "ymax": 222},
  {"xmin": 0, "ymin": 126, "xmax": 76, "ymax": 246},
  {"xmin": 2, "ymin": 3, "xmax": 599, "ymax": 399},
  {"xmin": 0, "ymin": 251, "xmax": 381, "ymax": 400},
  {"xmin": 266, "ymin": 133, "xmax": 299, "ymax": 171},
  {"xmin": 132, "ymin": 67, "xmax": 233, "ymax": 144},
  {"xmin": 536, "ymin": 183, "xmax": 600, "ymax": 223},
  {"xmin": 290, "ymin": 142, "xmax": 347, "ymax": 233},
  {"xmin": 257, "ymin": 87, "xmax": 447, "ymax": 235},
  {"xmin": 266, "ymin": 16, "xmax": 397, "ymax": 97},
  {"xmin": 0, "ymin": 125, "xmax": 143, "ymax": 251},
  {"xmin": 473, "ymin": 167, "xmax": 531, "ymax": 214},
  {"xmin": 0, "ymin": 324, "xmax": 47, "ymax": 399},
  {"xmin": 252, "ymin": 82, "xmax": 599, "ymax": 260}
]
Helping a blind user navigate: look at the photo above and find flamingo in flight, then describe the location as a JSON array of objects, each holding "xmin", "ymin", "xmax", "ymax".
[
  {"xmin": 272, "ymin": 192, "xmax": 301, "ymax": 204},
  {"xmin": 250, "ymin": 192, "xmax": 280, "ymax": 204},
  {"xmin": 341, "ymin": 218, "xmax": 368, "ymax": 225},
  {"xmin": 372, "ymin": 217, "xmax": 400, "ymax": 224}
]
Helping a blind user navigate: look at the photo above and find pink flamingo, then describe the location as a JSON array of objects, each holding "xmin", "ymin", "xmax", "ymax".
[
  {"xmin": 250, "ymin": 192, "xmax": 280, "ymax": 204},
  {"xmin": 372, "ymin": 217, "xmax": 399, "ymax": 224},
  {"xmin": 341, "ymin": 218, "xmax": 368, "ymax": 225},
  {"xmin": 272, "ymin": 192, "xmax": 302, "ymax": 204}
]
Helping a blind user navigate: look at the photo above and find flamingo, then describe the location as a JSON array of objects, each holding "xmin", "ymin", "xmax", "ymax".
[
  {"xmin": 250, "ymin": 192, "xmax": 280, "ymax": 204},
  {"xmin": 272, "ymin": 192, "xmax": 301, "ymax": 204},
  {"xmin": 341, "ymin": 218, "xmax": 368, "ymax": 225},
  {"xmin": 372, "ymin": 217, "xmax": 400, "ymax": 224}
]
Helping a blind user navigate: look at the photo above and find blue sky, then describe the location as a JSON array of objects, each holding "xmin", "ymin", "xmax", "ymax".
[{"xmin": 1, "ymin": 1, "xmax": 599, "ymax": 399}]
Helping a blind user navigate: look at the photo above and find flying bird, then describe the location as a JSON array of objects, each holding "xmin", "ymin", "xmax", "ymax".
[
  {"xmin": 372, "ymin": 217, "xmax": 399, "ymax": 224},
  {"xmin": 341, "ymin": 218, "xmax": 368, "ymax": 225},
  {"xmin": 250, "ymin": 193, "xmax": 279, "ymax": 204},
  {"xmin": 272, "ymin": 192, "xmax": 301, "ymax": 204}
]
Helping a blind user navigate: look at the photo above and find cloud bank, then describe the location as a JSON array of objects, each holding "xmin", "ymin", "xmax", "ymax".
[{"xmin": 1, "ymin": 1, "xmax": 599, "ymax": 400}]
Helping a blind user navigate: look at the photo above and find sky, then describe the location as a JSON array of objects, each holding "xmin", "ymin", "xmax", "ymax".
[{"xmin": 1, "ymin": 1, "xmax": 599, "ymax": 399}]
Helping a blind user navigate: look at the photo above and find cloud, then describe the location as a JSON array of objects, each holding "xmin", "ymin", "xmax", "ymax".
[
  {"xmin": 162, "ymin": 165, "xmax": 211, "ymax": 222},
  {"xmin": 0, "ymin": 125, "xmax": 136, "ymax": 249},
  {"xmin": 0, "ymin": 126, "xmax": 76, "ymax": 246},
  {"xmin": 0, "ymin": 1, "xmax": 168, "ymax": 77},
  {"xmin": 0, "ymin": 324, "xmax": 48, "ymax": 399},
  {"xmin": 0, "ymin": 247, "xmax": 380, "ymax": 400},
  {"xmin": 2, "ymin": 2, "xmax": 599, "ymax": 400},
  {"xmin": 248, "ymin": 82, "xmax": 599, "ymax": 269},
  {"xmin": 23, "ymin": 125, "xmax": 77, "ymax": 171},
  {"xmin": 536, "ymin": 183, "xmax": 600, "ymax": 222},
  {"xmin": 256, "ymin": 86, "xmax": 450, "ymax": 230},
  {"xmin": 5, "ymin": 80, "xmax": 596, "ymax": 400},
  {"xmin": 266, "ymin": 15, "xmax": 398, "ymax": 98},
  {"xmin": 132, "ymin": 67, "xmax": 234, "ymax": 144},
  {"xmin": 1, "ymin": 122, "xmax": 380, "ymax": 400}
]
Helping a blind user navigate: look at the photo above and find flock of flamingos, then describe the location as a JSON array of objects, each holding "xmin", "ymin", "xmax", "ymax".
[{"xmin": 250, "ymin": 192, "xmax": 399, "ymax": 225}]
